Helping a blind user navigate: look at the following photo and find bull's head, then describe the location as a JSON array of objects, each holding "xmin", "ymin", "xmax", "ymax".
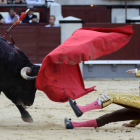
[
  {"xmin": 0, "ymin": 35, "xmax": 40, "ymax": 108},
  {"xmin": 17, "ymin": 65, "xmax": 40, "ymax": 108}
]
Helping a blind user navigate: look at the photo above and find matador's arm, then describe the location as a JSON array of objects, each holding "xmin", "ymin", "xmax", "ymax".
[
  {"xmin": 126, "ymin": 69, "xmax": 140, "ymax": 77},
  {"xmin": 125, "ymin": 69, "xmax": 140, "ymax": 126}
]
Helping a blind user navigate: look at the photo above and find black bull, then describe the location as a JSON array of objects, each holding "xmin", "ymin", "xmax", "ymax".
[{"xmin": 0, "ymin": 36, "xmax": 40, "ymax": 123}]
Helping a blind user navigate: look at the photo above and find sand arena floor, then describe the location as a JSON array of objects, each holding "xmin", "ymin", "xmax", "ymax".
[{"xmin": 0, "ymin": 79, "xmax": 140, "ymax": 140}]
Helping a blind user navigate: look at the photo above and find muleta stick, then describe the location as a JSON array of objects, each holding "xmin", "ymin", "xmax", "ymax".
[{"xmin": 3, "ymin": 9, "xmax": 30, "ymax": 38}]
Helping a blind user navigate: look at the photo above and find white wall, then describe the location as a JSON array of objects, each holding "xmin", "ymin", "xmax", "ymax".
[
  {"xmin": 50, "ymin": 2, "xmax": 63, "ymax": 25},
  {"xmin": 112, "ymin": 8, "xmax": 139, "ymax": 23},
  {"xmin": 54, "ymin": 0, "xmax": 140, "ymax": 5},
  {"xmin": 60, "ymin": 23, "xmax": 82, "ymax": 43}
]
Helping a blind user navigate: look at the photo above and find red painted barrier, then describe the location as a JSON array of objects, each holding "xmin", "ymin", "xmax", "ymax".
[{"xmin": 0, "ymin": 24, "xmax": 60, "ymax": 63}]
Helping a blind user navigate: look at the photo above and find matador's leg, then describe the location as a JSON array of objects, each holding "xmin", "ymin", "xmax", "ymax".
[
  {"xmin": 65, "ymin": 108, "xmax": 140, "ymax": 129},
  {"xmin": 117, "ymin": 104, "xmax": 140, "ymax": 127},
  {"xmin": 68, "ymin": 94, "xmax": 109, "ymax": 117},
  {"xmin": 97, "ymin": 108, "xmax": 140, "ymax": 127},
  {"xmin": 69, "ymin": 93, "xmax": 140, "ymax": 117}
]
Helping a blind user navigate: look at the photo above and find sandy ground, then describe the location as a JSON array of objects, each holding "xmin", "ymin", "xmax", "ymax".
[{"xmin": 0, "ymin": 79, "xmax": 140, "ymax": 140}]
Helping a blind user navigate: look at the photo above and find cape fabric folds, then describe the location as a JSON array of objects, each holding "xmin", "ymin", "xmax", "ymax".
[{"xmin": 36, "ymin": 25, "xmax": 133, "ymax": 102}]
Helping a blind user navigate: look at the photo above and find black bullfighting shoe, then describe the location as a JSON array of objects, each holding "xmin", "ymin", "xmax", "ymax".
[
  {"xmin": 64, "ymin": 118, "xmax": 73, "ymax": 129},
  {"xmin": 69, "ymin": 98, "xmax": 83, "ymax": 117}
]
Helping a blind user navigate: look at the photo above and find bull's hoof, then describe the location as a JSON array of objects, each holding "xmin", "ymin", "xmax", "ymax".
[
  {"xmin": 21, "ymin": 112, "xmax": 33, "ymax": 123},
  {"xmin": 21, "ymin": 116, "xmax": 33, "ymax": 123}
]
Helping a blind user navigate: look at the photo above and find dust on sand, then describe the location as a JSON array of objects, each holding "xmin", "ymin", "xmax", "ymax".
[{"xmin": 0, "ymin": 79, "xmax": 140, "ymax": 140}]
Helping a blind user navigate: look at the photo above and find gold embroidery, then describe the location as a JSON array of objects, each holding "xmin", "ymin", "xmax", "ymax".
[
  {"xmin": 102, "ymin": 93, "xmax": 140, "ymax": 109},
  {"xmin": 129, "ymin": 120, "xmax": 140, "ymax": 127},
  {"xmin": 136, "ymin": 70, "xmax": 140, "ymax": 77}
]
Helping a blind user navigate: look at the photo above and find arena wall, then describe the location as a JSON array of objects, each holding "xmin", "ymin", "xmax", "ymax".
[{"xmin": 0, "ymin": 24, "xmax": 60, "ymax": 63}]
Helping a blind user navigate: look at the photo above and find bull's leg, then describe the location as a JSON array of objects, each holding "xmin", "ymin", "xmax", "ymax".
[{"xmin": 16, "ymin": 105, "xmax": 33, "ymax": 123}]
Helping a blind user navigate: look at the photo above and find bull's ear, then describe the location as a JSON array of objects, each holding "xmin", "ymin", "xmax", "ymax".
[{"xmin": 20, "ymin": 67, "xmax": 37, "ymax": 80}]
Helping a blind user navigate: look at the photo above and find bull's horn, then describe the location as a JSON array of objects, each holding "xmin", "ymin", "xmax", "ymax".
[{"xmin": 20, "ymin": 67, "xmax": 37, "ymax": 80}]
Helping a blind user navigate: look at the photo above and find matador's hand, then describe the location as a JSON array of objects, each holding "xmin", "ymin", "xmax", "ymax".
[
  {"xmin": 126, "ymin": 69, "xmax": 137, "ymax": 74},
  {"xmin": 122, "ymin": 123, "xmax": 136, "ymax": 127},
  {"xmin": 123, "ymin": 120, "xmax": 140, "ymax": 127}
]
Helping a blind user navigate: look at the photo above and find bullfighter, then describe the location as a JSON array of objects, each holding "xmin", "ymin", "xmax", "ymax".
[{"xmin": 65, "ymin": 69, "xmax": 140, "ymax": 129}]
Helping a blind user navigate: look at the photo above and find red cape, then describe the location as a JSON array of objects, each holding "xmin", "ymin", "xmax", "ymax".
[{"xmin": 36, "ymin": 25, "xmax": 133, "ymax": 102}]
